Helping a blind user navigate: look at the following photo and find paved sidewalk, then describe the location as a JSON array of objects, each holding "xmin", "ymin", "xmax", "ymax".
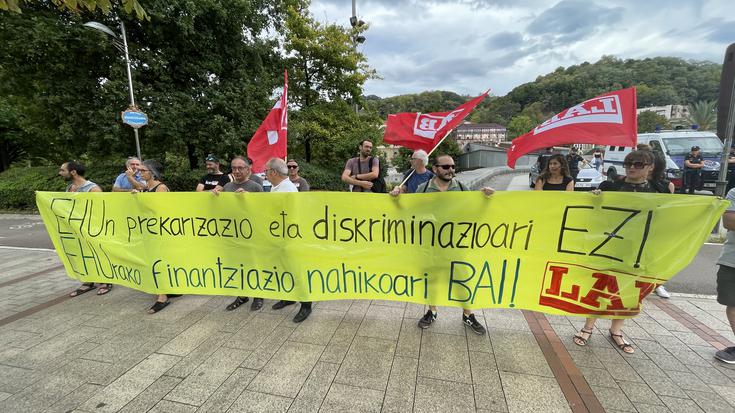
[{"xmin": 0, "ymin": 248, "xmax": 734, "ymax": 412}]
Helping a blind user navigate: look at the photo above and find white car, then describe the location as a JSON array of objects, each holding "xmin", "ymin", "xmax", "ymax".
[{"xmin": 574, "ymin": 165, "xmax": 604, "ymax": 190}]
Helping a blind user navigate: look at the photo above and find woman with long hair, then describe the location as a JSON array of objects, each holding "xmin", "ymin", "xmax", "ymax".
[
  {"xmin": 572, "ymin": 150, "xmax": 657, "ymax": 354},
  {"xmin": 132, "ymin": 160, "xmax": 177, "ymax": 313},
  {"xmin": 535, "ymin": 154, "xmax": 575, "ymax": 191}
]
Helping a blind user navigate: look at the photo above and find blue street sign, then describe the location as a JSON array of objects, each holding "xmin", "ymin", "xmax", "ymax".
[{"xmin": 122, "ymin": 110, "xmax": 148, "ymax": 128}]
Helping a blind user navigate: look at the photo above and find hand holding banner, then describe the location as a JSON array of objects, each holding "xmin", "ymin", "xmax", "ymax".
[{"xmin": 507, "ymin": 87, "xmax": 638, "ymax": 167}]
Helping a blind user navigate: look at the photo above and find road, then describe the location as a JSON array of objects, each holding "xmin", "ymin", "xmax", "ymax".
[{"xmin": 0, "ymin": 173, "xmax": 723, "ymax": 295}]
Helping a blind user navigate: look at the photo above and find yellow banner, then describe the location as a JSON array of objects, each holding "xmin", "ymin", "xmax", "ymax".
[{"xmin": 36, "ymin": 191, "xmax": 726, "ymax": 318}]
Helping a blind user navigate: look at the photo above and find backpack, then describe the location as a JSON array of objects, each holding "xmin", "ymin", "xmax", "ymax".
[{"xmin": 357, "ymin": 156, "xmax": 386, "ymax": 193}]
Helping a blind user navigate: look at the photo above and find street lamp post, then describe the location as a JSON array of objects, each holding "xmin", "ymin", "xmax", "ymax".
[
  {"xmin": 350, "ymin": 0, "xmax": 365, "ymax": 114},
  {"xmin": 84, "ymin": 21, "xmax": 143, "ymax": 160}
]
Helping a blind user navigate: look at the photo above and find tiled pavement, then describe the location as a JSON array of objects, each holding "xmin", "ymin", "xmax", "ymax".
[{"xmin": 0, "ymin": 248, "xmax": 734, "ymax": 412}]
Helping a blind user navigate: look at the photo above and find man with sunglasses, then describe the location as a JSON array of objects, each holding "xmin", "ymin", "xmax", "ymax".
[
  {"xmin": 286, "ymin": 159, "xmax": 310, "ymax": 192},
  {"xmin": 402, "ymin": 154, "xmax": 495, "ymax": 335}
]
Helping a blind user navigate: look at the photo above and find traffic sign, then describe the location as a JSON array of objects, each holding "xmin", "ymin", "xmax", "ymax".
[{"xmin": 122, "ymin": 110, "xmax": 148, "ymax": 128}]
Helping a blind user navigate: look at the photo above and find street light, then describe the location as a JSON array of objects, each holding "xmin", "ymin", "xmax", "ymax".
[
  {"xmin": 84, "ymin": 20, "xmax": 143, "ymax": 160},
  {"xmin": 350, "ymin": 0, "xmax": 365, "ymax": 113}
]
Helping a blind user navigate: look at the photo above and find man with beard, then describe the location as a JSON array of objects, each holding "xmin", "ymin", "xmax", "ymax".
[
  {"xmin": 341, "ymin": 140, "xmax": 379, "ymax": 192},
  {"xmin": 196, "ymin": 154, "xmax": 226, "ymax": 192},
  {"xmin": 60, "ymin": 161, "xmax": 112, "ymax": 297},
  {"xmin": 410, "ymin": 154, "xmax": 495, "ymax": 335},
  {"xmin": 213, "ymin": 156, "xmax": 264, "ymax": 311},
  {"xmin": 112, "ymin": 156, "xmax": 145, "ymax": 192}
]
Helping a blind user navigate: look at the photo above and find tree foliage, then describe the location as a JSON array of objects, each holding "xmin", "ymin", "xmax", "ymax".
[
  {"xmin": 637, "ymin": 111, "xmax": 670, "ymax": 133},
  {"xmin": 686, "ymin": 100, "xmax": 717, "ymax": 131},
  {"xmin": 507, "ymin": 116, "xmax": 535, "ymax": 139},
  {"xmin": 0, "ymin": 0, "xmax": 147, "ymax": 20}
]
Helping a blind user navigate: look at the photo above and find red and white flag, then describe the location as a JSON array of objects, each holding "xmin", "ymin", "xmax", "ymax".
[
  {"xmin": 247, "ymin": 70, "xmax": 288, "ymax": 173},
  {"xmin": 383, "ymin": 91, "xmax": 489, "ymax": 153},
  {"xmin": 506, "ymin": 87, "xmax": 638, "ymax": 168}
]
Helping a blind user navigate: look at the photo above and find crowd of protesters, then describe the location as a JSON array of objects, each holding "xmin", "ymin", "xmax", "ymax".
[{"xmin": 56, "ymin": 141, "xmax": 735, "ymax": 364}]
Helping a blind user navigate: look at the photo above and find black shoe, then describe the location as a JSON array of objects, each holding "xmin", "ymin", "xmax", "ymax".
[
  {"xmin": 293, "ymin": 305, "xmax": 312, "ymax": 323},
  {"xmin": 463, "ymin": 313, "xmax": 486, "ymax": 335},
  {"xmin": 715, "ymin": 346, "xmax": 735, "ymax": 364},
  {"xmin": 226, "ymin": 297, "xmax": 248, "ymax": 311},
  {"xmin": 418, "ymin": 310, "xmax": 436, "ymax": 329},
  {"xmin": 251, "ymin": 298, "xmax": 263, "ymax": 311},
  {"xmin": 272, "ymin": 300, "xmax": 296, "ymax": 310},
  {"xmin": 148, "ymin": 300, "xmax": 170, "ymax": 314}
]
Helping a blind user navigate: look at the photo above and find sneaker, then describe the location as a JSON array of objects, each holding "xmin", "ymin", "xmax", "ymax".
[
  {"xmin": 714, "ymin": 346, "xmax": 735, "ymax": 364},
  {"xmin": 463, "ymin": 313, "xmax": 486, "ymax": 335},
  {"xmin": 418, "ymin": 310, "xmax": 436, "ymax": 329},
  {"xmin": 654, "ymin": 285, "xmax": 671, "ymax": 298}
]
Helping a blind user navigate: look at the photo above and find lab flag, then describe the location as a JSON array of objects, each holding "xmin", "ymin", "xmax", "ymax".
[
  {"xmin": 248, "ymin": 70, "xmax": 288, "ymax": 172},
  {"xmin": 383, "ymin": 91, "xmax": 489, "ymax": 152},
  {"xmin": 507, "ymin": 87, "xmax": 638, "ymax": 168}
]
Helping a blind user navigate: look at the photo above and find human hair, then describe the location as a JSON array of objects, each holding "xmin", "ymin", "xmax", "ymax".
[
  {"xmin": 651, "ymin": 150, "xmax": 667, "ymax": 182},
  {"xmin": 142, "ymin": 160, "xmax": 163, "ymax": 181},
  {"xmin": 360, "ymin": 140, "xmax": 373, "ymax": 147},
  {"xmin": 232, "ymin": 156, "xmax": 250, "ymax": 166},
  {"xmin": 412, "ymin": 149, "xmax": 429, "ymax": 166},
  {"xmin": 432, "ymin": 154, "xmax": 454, "ymax": 166},
  {"xmin": 125, "ymin": 156, "xmax": 140, "ymax": 168},
  {"xmin": 624, "ymin": 150, "xmax": 654, "ymax": 165},
  {"xmin": 266, "ymin": 158, "xmax": 288, "ymax": 176},
  {"xmin": 539, "ymin": 154, "xmax": 570, "ymax": 182},
  {"xmin": 65, "ymin": 161, "xmax": 86, "ymax": 177},
  {"xmin": 637, "ymin": 143, "xmax": 652, "ymax": 151}
]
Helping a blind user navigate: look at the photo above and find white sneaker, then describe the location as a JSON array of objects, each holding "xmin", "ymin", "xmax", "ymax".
[{"xmin": 654, "ymin": 285, "xmax": 671, "ymax": 298}]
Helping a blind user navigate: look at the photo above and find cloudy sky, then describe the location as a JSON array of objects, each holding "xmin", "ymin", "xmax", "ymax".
[{"xmin": 309, "ymin": 0, "xmax": 734, "ymax": 98}]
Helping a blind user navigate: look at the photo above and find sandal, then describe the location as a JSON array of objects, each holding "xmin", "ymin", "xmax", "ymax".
[
  {"xmin": 226, "ymin": 296, "xmax": 248, "ymax": 311},
  {"xmin": 148, "ymin": 300, "xmax": 170, "ymax": 314},
  {"xmin": 609, "ymin": 330, "xmax": 635, "ymax": 354},
  {"xmin": 573, "ymin": 328, "xmax": 593, "ymax": 346},
  {"xmin": 96, "ymin": 284, "xmax": 113, "ymax": 295},
  {"xmin": 70, "ymin": 283, "xmax": 95, "ymax": 297}
]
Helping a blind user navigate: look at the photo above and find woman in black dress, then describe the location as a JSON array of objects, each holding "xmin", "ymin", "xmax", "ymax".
[{"xmin": 535, "ymin": 154, "xmax": 575, "ymax": 191}]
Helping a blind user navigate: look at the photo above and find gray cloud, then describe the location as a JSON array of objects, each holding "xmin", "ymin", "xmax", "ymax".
[
  {"xmin": 527, "ymin": 0, "xmax": 624, "ymax": 44},
  {"xmin": 485, "ymin": 32, "xmax": 524, "ymax": 50}
]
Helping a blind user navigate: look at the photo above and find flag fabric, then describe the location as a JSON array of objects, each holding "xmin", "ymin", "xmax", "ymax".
[
  {"xmin": 383, "ymin": 91, "xmax": 489, "ymax": 152},
  {"xmin": 247, "ymin": 71, "xmax": 289, "ymax": 173},
  {"xmin": 506, "ymin": 87, "xmax": 638, "ymax": 168}
]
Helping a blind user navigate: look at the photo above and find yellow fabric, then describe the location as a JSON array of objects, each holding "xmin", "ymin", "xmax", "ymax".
[{"xmin": 36, "ymin": 191, "xmax": 726, "ymax": 318}]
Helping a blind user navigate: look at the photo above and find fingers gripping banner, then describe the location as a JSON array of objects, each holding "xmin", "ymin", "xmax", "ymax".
[{"xmin": 36, "ymin": 191, "xmax": 726, "ymax": 318}]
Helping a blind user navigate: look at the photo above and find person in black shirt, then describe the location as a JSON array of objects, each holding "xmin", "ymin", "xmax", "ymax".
[
  {"xmin": 565, "ymin": 147, "xmax": 586, "ymax": 179},
  {"xmin": 536, "ymin": 147, "xmax": 555, "ymax": 174},
  {"xmin": 196, "ymin": 154, "xmax": 227, "ymax": 192},
  {"xmin": 683, "ymin": 146, "xmax": 704, "ymax": 194},
  {"xmin": 572, "ymin": 150, "xmax": 656, "ymax": 355},
  {"xmin": 535, "ymin": 154, "xmax": 574, "ymax": 191}
]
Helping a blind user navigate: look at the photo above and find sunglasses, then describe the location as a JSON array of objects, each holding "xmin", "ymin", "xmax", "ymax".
[
  {"xmin": 623, "ymin": 161, "xmax": 650, "ymax": 169},
  {"xmin": 287, "ymin": 165, "xmax": 298, "ymax": 169},
  {"xmin": 436, "ymin": 164, "xmax": 455, "ymax": 170},
  {"xmin": 138, "ymin": 168, "xmax": 150, "ymax": 172}
]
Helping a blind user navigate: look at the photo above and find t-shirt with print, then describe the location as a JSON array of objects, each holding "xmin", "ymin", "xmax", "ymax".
[
  {"xmin": 199, "ymin": 173, "xmax": 226, "ymax": 191},
  {"xmin": 718, "ymin": 188, "xmax": 735, "ymax": 268},
  {"xmin": 223, "ymin": 180, "xmax": 263, "ymax": 193},
  {"xmin": 344, "ymin": 156, "xmax": 378, "ymax": 192}
]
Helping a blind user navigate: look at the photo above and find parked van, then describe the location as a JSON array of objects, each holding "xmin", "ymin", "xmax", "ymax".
[{"xmin": 602, "ymin": 130, "xmax": 723, "ymax": 190}]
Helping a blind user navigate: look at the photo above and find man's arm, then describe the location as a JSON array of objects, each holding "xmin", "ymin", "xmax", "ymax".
[
  {"xmin": 90, "ymin": 185, "xmax": 102, "ymax": 193},
  {"xmin": 724, "ymin": 211, "xmax": 735, "ymax": 231},
  {"xmin": 356, "ymin": 159, "xmax": 379, "ymax": 181},
  {"xmin": 341, "ymin": 168, "xmax": 371, "ymax": 189},
  {"xmin": 195, "ymin": 183, "xmax": 205, "ymax": 192}
]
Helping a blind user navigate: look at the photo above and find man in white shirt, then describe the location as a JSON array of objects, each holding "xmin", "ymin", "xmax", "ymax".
[{"xmin": 265, "ymin": 158, "xmax": 312, "ymax": 322}]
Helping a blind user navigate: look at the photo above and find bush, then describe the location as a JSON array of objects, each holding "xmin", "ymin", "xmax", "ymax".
[{"xmin": 297, "ymin": 162, "xmax": 346, "ymax": 191}]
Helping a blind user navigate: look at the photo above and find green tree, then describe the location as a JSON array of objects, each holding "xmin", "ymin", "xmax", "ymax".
[
  {"xmin": 1, "ymin": 0, "xmax": 147, "ymax": 19},
  {"xmin": 686, "ymin": 100, "xmax": 717, "ymax": 131},
  {"xmin": 507, "ymin": 115, "xmax": 535, "ymax": 139},
  {"xmin": 283, "ymin": 5, "xmax": 378, "ymax": 162},
  {"xmin": 637, "ymin": 111, "xmax": 670, "ymax": 133}
]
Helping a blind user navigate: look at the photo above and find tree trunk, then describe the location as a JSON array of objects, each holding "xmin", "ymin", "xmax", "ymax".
[
  {"xmin": 186, "ymin": 143, "xmax": 197, "ymax": 170},
  {"xmin": 304, "ymin": 138, "xmax": 311, "ymax": 163}
]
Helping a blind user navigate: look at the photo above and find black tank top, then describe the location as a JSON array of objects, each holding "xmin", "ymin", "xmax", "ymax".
[{"xmin": 542, "ymin": 175, "xmax": 573, "ymax": 191}]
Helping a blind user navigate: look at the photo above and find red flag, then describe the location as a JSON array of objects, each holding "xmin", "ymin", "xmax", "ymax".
[
  {"xmin": 383, "ymin": 91, "xmax": 489, "ymax": 152},
  {"xmin": 507, "ymin": 87, "xmax": 637, "ymax": 168},
  {"xmin": 247, "ymin": 71, "xmax": 289, "ymax": 173}
]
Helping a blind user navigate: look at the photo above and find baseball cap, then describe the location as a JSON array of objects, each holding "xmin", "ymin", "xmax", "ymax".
[
  {"xmin": 205, "ymin": 154, "xmax": 219, "ymax": 162},
  {"xmin": 691, "ymin": 146, "xmax": 700, "ymax": 151}
]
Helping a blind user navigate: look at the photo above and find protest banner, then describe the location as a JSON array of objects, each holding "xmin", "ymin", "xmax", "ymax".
[{"xmin": 36, "ymin": 191, "xmax": 726, "ymax": 318}]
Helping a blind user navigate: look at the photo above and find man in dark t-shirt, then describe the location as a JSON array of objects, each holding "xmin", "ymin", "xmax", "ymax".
[
  {"xmin": 341, "ymin": 140, "xmax": 379, "ymax": 192},
  {"xmin": 536, "ymin": 147, "xmax": 555, "ymax": 173},
  {"xmin": 196, "ymin": 154, "xmax": 226, "ymax": 191},
  {"xmin": 683, "ymin": 146, "xmax": 704, "ymax": 194},
  {"xmin": 565, "ymin": 147, "xmax": 585, "ymax": 179}
]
